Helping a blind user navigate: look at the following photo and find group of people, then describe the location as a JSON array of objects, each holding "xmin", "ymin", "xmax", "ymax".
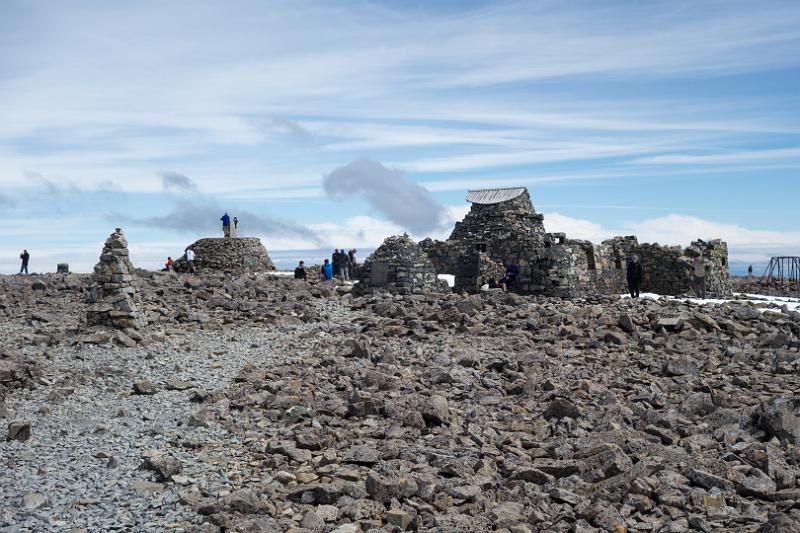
[
  {"xmin": 220, "ymin": 212, "xmax": 239, "ymax": 238},
  {"xmin": 486, "ymin": 262, "xmax": 520, "ymax": 291},
  {"xmin": 293, "ymin": 249, "xmax": 358, "ymax": 283},
  {"xmin": 331, "ymin": 249, "xmax": 357, "ymax": 281},
  {"xmin": 626, "ymin": 252, "xmax": 715, "ymax": 299},
  {"xmin": 162, "ymin": 248, "xmax": 196, "ymax": 273}
]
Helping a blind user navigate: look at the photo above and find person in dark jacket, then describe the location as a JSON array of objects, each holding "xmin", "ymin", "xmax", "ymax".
[
  {"xmin": 627, "ymin": 254, "xmax": 644, "ymax": 298},
  {"xmin": 504, "ymin": 262, "xmax": 520, "ymax": 289},
  {"xmin": 19, "ymin": 250, "xmax": 29, "ymax": 275},
  {"xmin": 294, "ymin": 260, "xmax": 307, "ymax": 280},
  {"xmin": 332, "ymin": 249, "xmax": 340, "ymax": 278},
  {"xmin": 337, "ymin": 248, "xmax": 350, "ymax": 280}
]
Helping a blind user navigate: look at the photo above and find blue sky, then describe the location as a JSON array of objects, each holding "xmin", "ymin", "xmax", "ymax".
[{"xmin": 1, "ymin": 0, "xmax": 799, "ymax": 273}]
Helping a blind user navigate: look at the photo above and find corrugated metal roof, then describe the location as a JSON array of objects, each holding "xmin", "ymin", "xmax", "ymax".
[{"xmin": 466, "ymin": 187, "xmax": 527, "ymax": 204}]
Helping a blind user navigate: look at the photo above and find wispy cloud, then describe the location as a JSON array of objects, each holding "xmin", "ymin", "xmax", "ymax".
[
  {"xmin": 631, "ymin": 147, "xmax": 800, "ymax": 165},
  {"xmin": 323, "ymin": 158, "xmax": 445, "ymax": 233}
]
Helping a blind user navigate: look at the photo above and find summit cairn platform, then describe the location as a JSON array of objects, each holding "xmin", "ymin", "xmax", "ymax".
[{"xmin": 174, "ymin": 237, "xmax": 274, "ymax": 274}]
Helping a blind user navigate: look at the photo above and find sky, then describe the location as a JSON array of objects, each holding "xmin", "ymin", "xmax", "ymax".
[{"xmin": 1, "ymin": 0, "xmax": 799, "ymax": 275}]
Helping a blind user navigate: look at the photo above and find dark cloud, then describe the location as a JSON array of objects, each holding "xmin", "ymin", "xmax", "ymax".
[
  {"xmin": 323, "ymin": 158, "xmax": 445, "ymax": 234},
  {"xmin": 160, "ymin": 171, "xmax": 199, "ymax": 192},
  {"xmin": 111, "ymin": 199, "xmax": 320, "ymax": 244}
]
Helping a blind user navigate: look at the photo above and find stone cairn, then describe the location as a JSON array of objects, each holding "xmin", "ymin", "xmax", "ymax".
[
  {"xmin": 86, "ymin": 228, "xmax": 141, "ymax": 329},
  {"xmin": 355, "ymin": 234, "xmax": 448, "ymax": 295}
]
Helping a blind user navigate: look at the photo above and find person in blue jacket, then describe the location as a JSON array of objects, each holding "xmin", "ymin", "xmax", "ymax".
[
  {"xmin": 220, "ymin": 212, "xmax": 231, "ymax": 237},
  {"xmin": 502, "ymin": 261, "xmax": 520, "ymax": 290},
  {"xmin": 322, "ymin": 259, "xmax": 334, "ymax": 282}
]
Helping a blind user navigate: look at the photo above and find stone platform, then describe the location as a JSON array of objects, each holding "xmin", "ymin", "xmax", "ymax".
[{"xmin": 174, "ymin": 238, "xmax": 274, "ymax": 273}]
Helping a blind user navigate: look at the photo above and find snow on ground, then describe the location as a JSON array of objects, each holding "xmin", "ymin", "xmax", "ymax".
[
  {"xmin": 438, "ymin": 274, "xmax": 455, "ymax": 287},
  {"xmin": 621, "ymin": 292, "xmax": 800, "ymax": 313}
]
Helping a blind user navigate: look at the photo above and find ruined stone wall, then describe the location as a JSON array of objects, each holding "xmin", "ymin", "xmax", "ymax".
[
  {"xmin": 590, "ymin": 237, "xmax": 637, "ymax": 295},
  {"xmin": 452, "ymin": 251, "xmax": 506, "ymax": 293},
  {"xmin": 421, "ymin": 187, "xmax": 733, "ymax": 298},
  {"xmin": 174, "ymin": 238, "xmax": 274, "ymax": 273},
  {"xmin": 418, "ymin": 238, "xmax": 459, "ymax": 274},
  {"xmin": 685, "ymin": 239, "xmax": 733, "ymax": 298},
  {"xmin": 356, "ymin": 235, "xmax": 447, "ymax": 295}
]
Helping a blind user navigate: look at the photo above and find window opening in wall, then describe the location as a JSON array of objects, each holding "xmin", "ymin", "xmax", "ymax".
[{"xmin": 586, "ymin": 248, "xmax": 596, "ymax": 270}]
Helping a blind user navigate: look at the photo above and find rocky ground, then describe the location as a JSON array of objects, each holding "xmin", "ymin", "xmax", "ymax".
[
  {"xmin": 1, "ymin": 271, "xmax": 800, "ymax": 533},
  {"xmin": 731, "ymin": 276, "xmax": 800, "ymax": 298}
]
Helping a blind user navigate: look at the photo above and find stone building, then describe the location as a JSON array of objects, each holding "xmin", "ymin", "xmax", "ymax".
[
  {"xmin": 421, "ymin": 187, "xmax": 733, "ymax": 298},
  {"xmin": 354, "ymin": 234, "xmax": 448, "ymax": 295},
  {"xmin": 86, "ymin": 228, "xmax": 142, "ymax": 329},
  {"xmin": 173, "ymin": 237, "xmax": 275, "ymax": 274}
]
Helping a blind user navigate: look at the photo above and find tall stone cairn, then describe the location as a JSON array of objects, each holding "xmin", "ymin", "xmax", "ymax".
[{"xmin": 86, "ymin": 228, "xmax": 141, "ymax": 329}]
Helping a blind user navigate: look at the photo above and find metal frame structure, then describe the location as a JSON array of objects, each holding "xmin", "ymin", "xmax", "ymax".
[{"xmin": 761, "ymin": 256, "xmax": 800, "ymax": 287}]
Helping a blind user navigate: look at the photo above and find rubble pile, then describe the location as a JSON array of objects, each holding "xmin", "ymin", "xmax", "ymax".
[{"xmin": 1, "ymin": 263, "xmax": 798, "ymax": 531}]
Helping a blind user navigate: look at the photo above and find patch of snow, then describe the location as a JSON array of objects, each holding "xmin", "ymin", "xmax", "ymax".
[
  {"xmin": 269, "ymin": 270, "xmax": 295, "ymax": 277},
  {"xmin": 438, "ymin": 274, "xmax": 455, "ymax": 287},
  {"xmin": 621, "ymin": 292, "xmax": 800, "ymax": 314}
]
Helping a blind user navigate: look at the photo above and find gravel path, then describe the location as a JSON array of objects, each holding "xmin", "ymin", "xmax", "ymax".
[{"xmin": 0, "ymin": 317, "xmax": 328, "ymax": 533}]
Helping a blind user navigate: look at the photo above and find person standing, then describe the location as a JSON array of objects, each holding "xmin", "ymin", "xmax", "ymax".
[
  {"xmin": 19, "ymin": 250, "xmax": 29, "ymax": 275},
  {"xmin": 692, "ymin": 254, "xmax": 712, "ymax": 299},
  {"xmin": 186, "ymin": 248, "xmax": 196, "ymax": 273},
  {"xmin": 626, "ymin": 254, "xmax": 644, "ymax": 298},
  {"xmin": 164, "ymin": 257, "xmax": 174, "ymax": 271},
  {"xmin": 294, "ymin": 260, "xmax": 307, "ymax": 280},
  {"xmin": 332, "ymin": 249, "xmax": 340, "ymax": 279},
  {"xmin": 220, "ymin": 212, "xmax": 231, "ymax": 238},
  {"xmin": 747, "ymin": 264, "xmax": 753, "ymax": 277},
  {"xmin": 338, "ymin": 248, "xmax": 350, "ymax": 281},
  {"xmin": 231, "ymin": 216, "xmax": 238, "ymax": 238}
]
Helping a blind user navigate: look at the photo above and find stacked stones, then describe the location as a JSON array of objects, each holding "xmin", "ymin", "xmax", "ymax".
[
  {"xmin": 355, "ymin": 234, "xmax": 447, "ymax": 295},
  {"xmin": 173, "ymin": 238, "xmax": 274, "ymax": 274},
  {"xmin": 86, "ymin": 228, "xmax": 141, "ymax": 329}
]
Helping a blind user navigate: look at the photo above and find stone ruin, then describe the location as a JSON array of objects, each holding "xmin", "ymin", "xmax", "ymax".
[
  {"xmin": 173, "ymin": 237, "xmax": 275, "ymax": 274},
  {"xmin": 354, "ymin": 234, "xmax": 448, "ymax": 295},
  {"xmin": 86, "ymin": 228, "xmax": 142, "ymax": 329},
  {"xmin": 421, "ymin": 187, "xmax": 733, "ymax": 298},
  {"xmin": 56, "ymin": 263, "xmax": 69, "ymax": 274}
]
